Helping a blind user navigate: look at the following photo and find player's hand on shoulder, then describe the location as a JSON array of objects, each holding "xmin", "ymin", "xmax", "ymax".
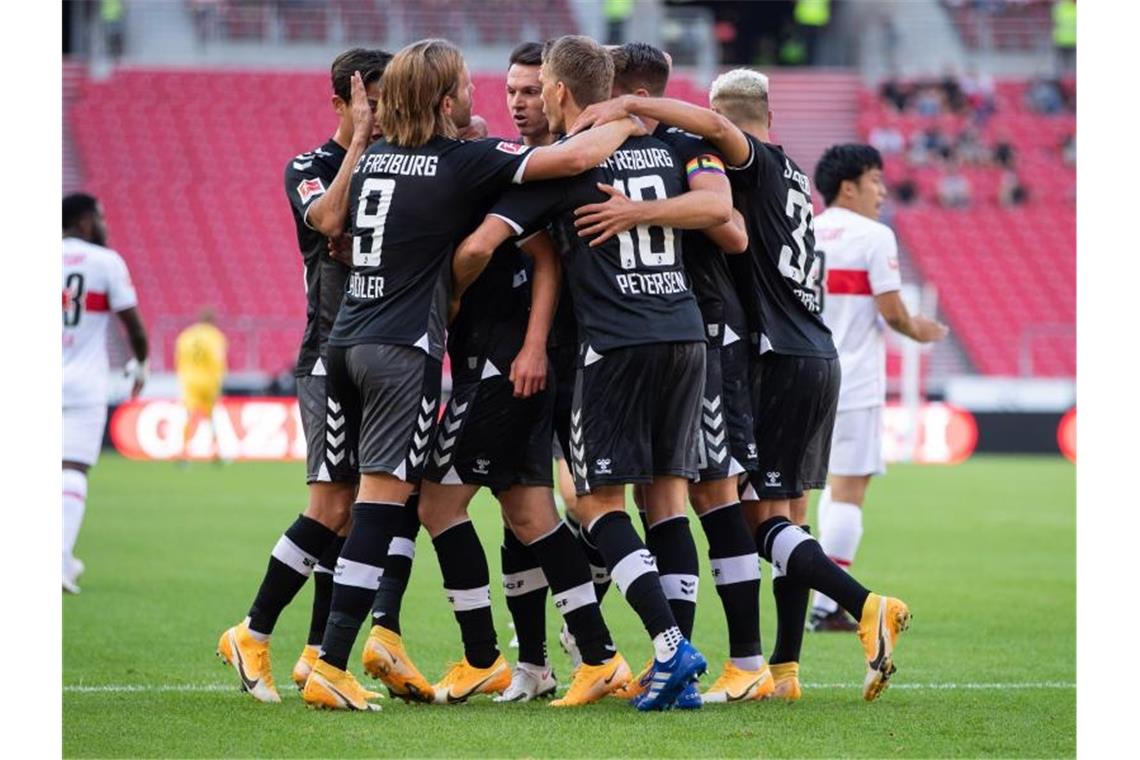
[
  {"xmin": 328, "ymin": 234, "xmax": 353, "ymax": 266},
  {"xmin": 915, "ymin": 315, "xmax": 950, "ymax": 343},
  {"xmin": 509, "ymin": 343, "xmax": 548, "ymax": 398},
  {"xmin": 457, "ymin": 115, "xmax": 489, "ymax": 140},
  {"xmin": 573, "ymin": 182, "xmax": 641, "ymax": 246},
  {"xmin": 569, "ymin": 96, "xmax": 634, "ymax": 135}
]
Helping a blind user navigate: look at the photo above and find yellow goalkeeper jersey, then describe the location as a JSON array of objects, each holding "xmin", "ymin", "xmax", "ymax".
[{"xmin": 175, "ymin": 322, "xmax": 227, "ymax": 389}]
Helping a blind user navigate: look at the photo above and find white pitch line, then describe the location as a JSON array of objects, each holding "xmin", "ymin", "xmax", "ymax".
[{"xmin": 62, "ymin": 682, "xmax": 1075, "ymax": 694}]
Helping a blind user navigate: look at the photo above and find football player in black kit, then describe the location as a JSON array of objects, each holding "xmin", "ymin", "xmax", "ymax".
[
  {"xmin": 573, "ymin": 67, "xmax": 913, "ymax": 703},
  {"xmin": 596, "ymin": 42, "xmax": 775, "ymax": 706},
  {"xmin": 452, "ymin": 35, "xmax": 734, "ymax": 711},
  {"xmin": 217, "ymin": 49, "xmax": 391, "ymax": 705},
  {"xmin": 301, "ymin": 38, "xmax": 646, "ymax": 711}
]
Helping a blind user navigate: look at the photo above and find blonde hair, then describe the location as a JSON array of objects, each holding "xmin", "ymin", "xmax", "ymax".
[
  {"xmin": 377, "ymin": 39, "xmax": 464, "ymax": 148},
  {"xmin": 709, "ymin": 68, "xmax": 770, "ymax": 124},
  {"xmin": 543, "ymin": 35, "xmax": 615, "ymax": 108}
]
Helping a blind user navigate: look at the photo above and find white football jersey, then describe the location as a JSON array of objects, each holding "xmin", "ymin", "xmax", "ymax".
[
  {"xmin": 815, "ymin": 207, "xmax": 902, "ymax": 411},
  {"xmin": 62, "ymin": 237, "xmax": 138, "ymax": 407}
]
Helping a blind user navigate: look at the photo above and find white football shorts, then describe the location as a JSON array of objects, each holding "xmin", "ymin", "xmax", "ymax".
[
  {"xmin": 827, "ymin": 405, "xmax": 886, "ymax": 477},
  {"xmin": 63, "ymin": 404, "xmax": 109, "ymax": 466}
]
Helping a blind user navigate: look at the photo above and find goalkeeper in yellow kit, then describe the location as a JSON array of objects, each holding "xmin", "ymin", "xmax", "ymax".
[{"xmin": 175, "ymin": 308, "xmax": 228, "ymax": 461}]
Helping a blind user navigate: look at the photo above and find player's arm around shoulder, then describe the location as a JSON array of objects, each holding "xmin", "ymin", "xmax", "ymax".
[{"xmin": 520, "ymin": 118, "xmax": 646, "ymax": 181}]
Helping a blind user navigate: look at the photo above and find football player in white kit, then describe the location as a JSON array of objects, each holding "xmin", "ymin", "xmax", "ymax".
[
  {"xmin": 809, "ymin": 145, "xmax": 947, "ymax": 630},
  {"xmin": 63, "ymin": 193, "xmax": 149, "ymax": 594}
]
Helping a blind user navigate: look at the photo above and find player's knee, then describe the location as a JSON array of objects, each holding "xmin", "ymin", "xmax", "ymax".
[
  {"xmin": 304, "ymin": 482, "xmax": 354, "ymax": 531},
  {"xmin": 688, "ymin": 478, "xmax": 739, "ymax": 514}
]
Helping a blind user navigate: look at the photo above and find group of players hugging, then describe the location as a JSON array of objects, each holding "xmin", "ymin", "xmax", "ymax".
[{"xmin": 216, "ymin": 34, "xmax": 924, "ymax": 713}]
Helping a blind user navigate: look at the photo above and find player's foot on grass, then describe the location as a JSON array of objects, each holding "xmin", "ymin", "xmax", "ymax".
[
  {"xmin": 216, "ymin": 619, "xmax": 280, "ymax": 703},
  {"xmin": 630, "ymin": 640, "xmax": 707, "ymax": 712},
  {"xmin": 551, "ymin": 654, "xmax": 630, "ymax": 707},
  {"xmin": 291, "ymin": 644, "xmax": 319, "ymax": 690},
  {"xmin": 432, "ymin": 655, "xmax": 511, "ymax": 704},
  {"xmin": 559, "ymin": 624, "xmax": 583, "ymax": 670},
  {"xmin": 361, "ymin": 625, "xmax": 434, "ymax": 703},
  {"xmin": 302, "ymin": 660, "xmax": 382, "ymax": 711},
  {"xmin": 611, "ymin": 657, "xmax": 652, "ymax": 699},
  {"xmin": 858, "ymin": 593, "xmax": 911, "ymax": 702},
  {"xmin": 808, "ymin": 607, "xmax": 858, "ymax": 632},
  {"xmin": 494, "ymin": 663, "xmax": 557, "ymax": 702},
  {"xmin": 702, "ymin": 661, "xmax": 776, "ymax": 703},
  {"xmin": 674, "ymin": 681, "xmax": 703, "ymax": 709},
  {"xmin": 63, "ymin": 556, "xmax": 84, "ymax": 595},
  {"xmin": 769, "ymin": 662, "xmax": 802, "ymax": 701}
]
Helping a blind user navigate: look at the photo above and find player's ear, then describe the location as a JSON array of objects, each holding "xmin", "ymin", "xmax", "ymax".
[{"xmin": 332, "ymin": 95, "xmax": 347, "ymax": 114}]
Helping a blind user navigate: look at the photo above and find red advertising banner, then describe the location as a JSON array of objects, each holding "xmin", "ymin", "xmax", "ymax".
[
  {"xmin": 1057, "ymin": 407, "xmax": 1076, "ymax": 462},
  {"xmin": 881, "ymin": 402, "xmax": 978, "ymax": 464}
]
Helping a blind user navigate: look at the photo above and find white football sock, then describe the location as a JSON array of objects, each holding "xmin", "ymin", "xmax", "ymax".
[
  {"xmin": 814, "ymin": 499, "xmax": 863, "ymax": 614},
  {"xmin": 730, "ymin": 655, "xmax": 764, "ymax": 672},
  {"xmin": 62, "ymin": 469, "xmax": 88, "ymax": 563}
]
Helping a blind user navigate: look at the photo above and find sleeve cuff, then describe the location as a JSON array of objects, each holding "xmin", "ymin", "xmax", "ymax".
[
  {"xmin": 511, "ymin": 151, "xmax": 535, "ymax": 184},
  {"xmin": 490, "ymin": 213, "xmax": 524, "ymax": 235}
]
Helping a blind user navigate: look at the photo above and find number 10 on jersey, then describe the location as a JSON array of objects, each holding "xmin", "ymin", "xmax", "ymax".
[
  {"xmin": 612, "ymin": 176, "xmax": 676, "ymax": 270},
  {"xmin": 353, "ymin": 177, "xmax": 395, "ymax": 267}
]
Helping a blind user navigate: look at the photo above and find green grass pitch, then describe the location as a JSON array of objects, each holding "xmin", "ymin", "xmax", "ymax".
[{"xmin": 63, "ymin": 454, "xmax": 1074, "ymax": 758}]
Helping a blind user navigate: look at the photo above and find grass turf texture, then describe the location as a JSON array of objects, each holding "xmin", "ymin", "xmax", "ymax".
[{"xmin": 64, "ymin": 454, "xmax": 1074, "ymax": 758}]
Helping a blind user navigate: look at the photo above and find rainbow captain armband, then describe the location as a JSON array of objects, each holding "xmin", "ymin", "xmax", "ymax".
[{"xmin": 685, "ymin": 154, "xmax": 726, "ymax": 179}]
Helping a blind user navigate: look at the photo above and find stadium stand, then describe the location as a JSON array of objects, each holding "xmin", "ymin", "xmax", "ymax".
[
  {"xmin": 941, "ymin": 0, "xmax": 1053, "ymax": 53},
  {"xmin": 858, "ymin": 77, "xmax": 1075, "ymax": 377}
]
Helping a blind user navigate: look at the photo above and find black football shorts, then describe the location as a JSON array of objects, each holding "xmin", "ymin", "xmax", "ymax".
[
  {"xmin": 327, "ymin": 343, "xmax": 442, "ymax": 482},
  {"xmin": 297, "ymin": 373, "xmax": 359, "ymax": 485},
  {"xmin": 569, "ymin": 341, "xmax": 705, "ymax": 495},
  {"xmin": 747, "ymin": 352, "xmax": 840, "ymax": 500},
  {"xmin": 421, "ymin": 358, "xmax": 554, "ymax": 493},
  {"xmin": 696, "ymin": 331, "xmax": 759, "ymax": 482},
  {"xmin": 549, "ymin": 342, "xmax": 577, "ymax": 463}
]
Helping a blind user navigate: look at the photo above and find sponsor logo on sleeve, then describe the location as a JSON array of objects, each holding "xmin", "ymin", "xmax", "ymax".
[
  {"xmin": 495, "ymin": 141, "xmax": 529, "ymax": 156},
  {"xmin": 297, "ymin": 177, "xmax": 326, "ymax": 204}
]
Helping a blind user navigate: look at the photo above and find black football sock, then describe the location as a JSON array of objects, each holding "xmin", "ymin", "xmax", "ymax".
[
  {"xmin": 699, "ymin": 502, "xmax": 762, "ymax": 662},
  {"xmin": 433, "ymin": 520, "xmax": 499, "ymax": 668},
  {"xmin": 646, "ymin": 515, "xmax": 699, "ymax": 640},
  {"xmin": 370, "ymin": 492, "xmax": 421, "ymax": 635},
  {"xmin": 247, "ymin": 514, "xmax": 337, "ymax": 636},
  {"xmin": 529, "ymin": 521, "xmax": 615, "ymax": 667},
  {"xmin": 320, "ymin": 502, "xmax": 402, "ymax": 670},
  {"xmin": 501, "ymin": 525, "xmax": 549, "ymax": 668},
  {"xmin": 757, "ymin": 516, "xmax": 870, "ymax": 622},
  {"xmin": 567, "ymin": 513, "xmax": 612, "ymax": 603},
  {"xmin": 636, "ymin": 505, "xmax": 650, "ymax": 534},
  {"xmin": 588, "ymin": 511, "xmax": 678, "ymax": 649},
  {"xmin": 308, "ymin": 535, "xmax": 345, "ymax": 645}
]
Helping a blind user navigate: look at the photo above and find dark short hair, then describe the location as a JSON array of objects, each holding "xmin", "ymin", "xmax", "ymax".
[
  {"xmin": 814, "ymin": 144, "xmax": 884, "ymax": 205},
  {"xmin": 330, "ymin": 48, "xmax": 393, "ymax": 103},
  {"xmin": 509, "ymin": 41, "xmax": 544, "ymax": 68},
  {"xmin": 612, "ymin": 41, "xmax": 670, "ymax": 96},
  {"xmin": 541, "ymin": 35, "xmax": 615, "ymax": 108},
  {"xmin": 63, "ymin": 192, "xmax": 99, "ymax": 229}
]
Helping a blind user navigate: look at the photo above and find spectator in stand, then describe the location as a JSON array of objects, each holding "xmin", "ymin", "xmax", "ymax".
[
  {"xmin": 868, "ymin": 116, "xmax": 905, "ymax": 156},
  {"xmin": 1027, "ymin": 77, "xmax": 1064, "ymax": 115},
  {"xmin": 939, "ymin": 67, "xmax": 966, "ymax": 113},
  {"xmin": 604, "ymin": 0, "xmax": 634, "ymax": 45},
  {"xmin": 894, "ymin": 175, "xmax": 918, "ymax": 206},
  {"xmin": 955, "ymin": 127, "xmax": 989, "ymax": 165},
  {"xmin": 880, "ymin": 78, "xmax": 909, "ymax": 111},
  {"xmin": 962, "ymin": 67, "xmax": 996, "ymax": 125},
  {"xmin": 938, "ymin": 160, "xmax": 971, "ymax": 208},
  {"xmin": 999, "ymin": 169, "xmax": 1028, "ymax": 207},
  {"xmin": 992, "ymin": 132, "xmax": 1016, "ymax": 169},
  {"xmin": 1052, "ymin": 0, "xmax": 1076, "ymax": 74},
  {"xmin": 914, "ymin": 85, "xmax": 943, "ymax": 117}
]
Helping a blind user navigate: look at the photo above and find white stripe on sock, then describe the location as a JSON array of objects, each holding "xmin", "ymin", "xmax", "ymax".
[
  {"xmin": 502, "ymin": 567, "xmax": 548, "ymax": 596},
  {"xmin": 271, "ymin": 535, "xmax": 319, "ymax": 577},
  {"xmin": 551, "ymin": 581, "xmax": 596, "ymax": 614},
  {"xmin": 333, "ymin": 557, "xmax": 383, "ymax": 590},
  {"xmin": 660, "ymin": 573, "xmax": 699, "ymax": 602},
  {"xmin": 611, "ymin": 549, "xmax": 657, "ymax": 595},
  {"xmin": 387, "ymin": 536, "xmax": 416, "ymax": 559},
  {"xmin": 710, "ymin": 553, "xmax": 761, "ymax": 585},
  {"xmin": 771, "ymin": 525, "xmax": 812, "ymax": 574},
  {"xmin": 445, "ymin": 585, "xmax": 491, "ymax": 611}
]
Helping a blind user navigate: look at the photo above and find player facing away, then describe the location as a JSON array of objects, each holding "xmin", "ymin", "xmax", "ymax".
[
  {"xmin": 463, "ymin": 35, "xmax": 737, "ymax": 711},
  {"xmin": 591, "ymin": 42, "xmax": 773, "ymax": 705},
  {"xmin": 216, "ymin": 49, "xmax": 392, "ymax": 704},
  {"xmin": 574, "ymin": 68, "xmax": 913, "ymax": 702},
  {"xmin": 809, "ymin": 144, "xmax": 948, "ymax": 631},
  {"xmin": 174, "ymin": 308, "xmax": 228, "ymax": 463},
  {"xmin": 62, "ymin": 193, "xmax": 149, "ymax": 594},
  {"xmin": 301, "ymin": 38, "xmax": 650, "ymax": 712}
]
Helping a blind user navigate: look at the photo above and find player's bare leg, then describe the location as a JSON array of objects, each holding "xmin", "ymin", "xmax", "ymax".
[
  {"xmin": 811, "ymin": 475, "xmax": 870, "ymax": 630},
  {"xmin": 690, "ymin": 477, "xmax": 772, "ymax": 702}
]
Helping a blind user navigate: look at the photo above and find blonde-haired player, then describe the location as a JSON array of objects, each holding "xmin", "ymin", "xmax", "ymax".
[{"xmin": 175, "ymin": 309, "xmax": 228, "ymax": 462}]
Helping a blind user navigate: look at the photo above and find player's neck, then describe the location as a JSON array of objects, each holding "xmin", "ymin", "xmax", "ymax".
[
  {"xmin": 738, "ymin": 120, "xmax": 770, "ymax": 143},
  {"xmin": 522, "ymin": 132, "xmax": 555, "ymax": 147},
  {"xmin": 562, "ymin": 103, "xmax": 584, "ymax": 134},
  {"xmin": 331, "ymin": 123, "xmax": 354, "ymax": 150}
]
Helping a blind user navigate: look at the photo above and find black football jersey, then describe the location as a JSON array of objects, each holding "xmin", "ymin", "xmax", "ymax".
[
  {"xmin": 447, "ymin": 242, "xmax": 531, "ymax": 379},
  {"xmin": 328, "ymin": 136, "xmax": 533, "ymax": 358},
  {"xmin": 284, "ymin": 138, "xmax": 350, "ymax": 376},
  {"xmin": 490, "ymin": 135, "xmax": 704, "ymax": 355},
  {"xmin": 727, "ymin": 134, "xmax": 836, "ymax": 359},
  {"xmin": 652, "ymin": 124, "xmax": 748, "ymax": 339}
]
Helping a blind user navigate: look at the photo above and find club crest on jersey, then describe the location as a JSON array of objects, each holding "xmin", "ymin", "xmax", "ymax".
[
  {"xmin": 297, "ymin": 177, "xmax": 326, "ymax": 204},
  {"xmin": 495, "ymin": 141, "xmax": 528, "ymax": 156}
]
